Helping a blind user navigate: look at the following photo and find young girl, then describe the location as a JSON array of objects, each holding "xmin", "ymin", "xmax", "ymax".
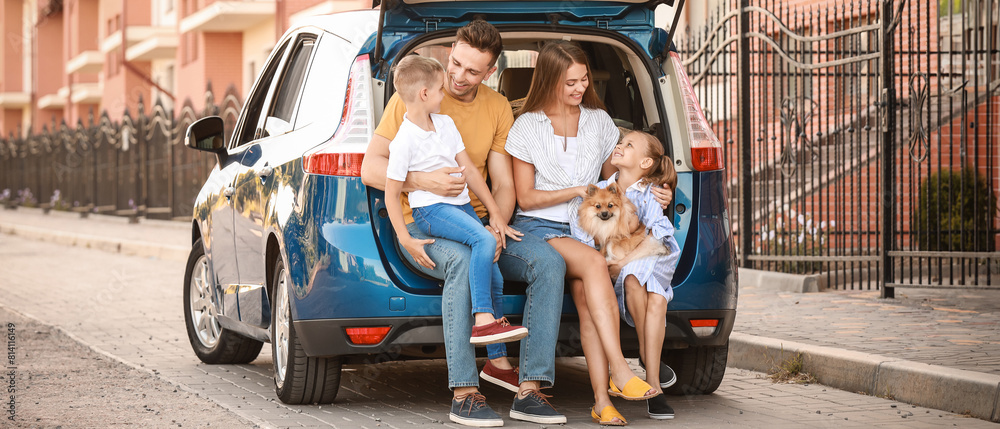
[{"xmin": 575, "ymin": 130, "xmax": 680, "ymax": 420}]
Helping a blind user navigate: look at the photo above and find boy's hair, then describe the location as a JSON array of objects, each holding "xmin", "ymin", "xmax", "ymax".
[
  {"xmin": 455, "ymin": 19, "xmax": 504, "ymax": 67},
  {"xmin": 393, "ymin": 55, "xmax": 445, "ymax": 103},
  {"xmin": 629, "ymin": 130, "xmax": 678, "ymax": 192}
]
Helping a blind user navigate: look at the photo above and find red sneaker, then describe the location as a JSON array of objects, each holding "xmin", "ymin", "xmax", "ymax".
[
  {"xmin": 470, "ymin": 317, "xmax": 527, "ymax": 345},
  {"xmin": 480, "ymin": 360, "xmax": 519, "ymax": 392}
]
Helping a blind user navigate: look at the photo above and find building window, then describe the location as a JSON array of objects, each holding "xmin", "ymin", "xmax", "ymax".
[
  {"xmin": 183, "ymin": 32, "xmax": 199, "ymax": 65},
  {"xmin": 107, "ymin": 50, "xmax": 121, "ymax": 78}
]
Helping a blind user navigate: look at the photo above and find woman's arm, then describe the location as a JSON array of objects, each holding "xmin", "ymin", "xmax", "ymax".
[
  {"xmin": 512, "ymin": 157, "xmax": 586, "ymax": 211},
  {"xmin": 600, "ymin": 155, "xmax": 617, "ymax": 180}
]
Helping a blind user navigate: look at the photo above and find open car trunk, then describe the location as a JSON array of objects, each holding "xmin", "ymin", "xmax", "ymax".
[{"xmin": 367, "ymin": 27, "xmax": 687, "ymax": 298}]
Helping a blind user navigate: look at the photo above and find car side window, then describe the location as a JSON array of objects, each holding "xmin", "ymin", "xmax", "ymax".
[
  {"xmin": 262, "ymin": 38, "xmax": 315, "ymax": 137},
  {"xmin": 232, "ymin": 41, "xmax": 289, "ymax": 148},
  {"xmin": 293, "ymin": 34, "xmax": 355, "ymax": 131}
]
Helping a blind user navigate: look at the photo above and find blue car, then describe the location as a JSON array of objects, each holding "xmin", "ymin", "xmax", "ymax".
[{"xmin": 182, "ymin": 0, "xmax": 736, "ymax": 405}]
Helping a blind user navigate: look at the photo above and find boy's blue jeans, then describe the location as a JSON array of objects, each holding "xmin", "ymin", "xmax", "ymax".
[
  {"xmin": 412, "ymin": 202, "xmax": 502, "ymax": 316},
  {"xmin": 403, "ymin": 216, "xmax": 566, "ymax": 389}
]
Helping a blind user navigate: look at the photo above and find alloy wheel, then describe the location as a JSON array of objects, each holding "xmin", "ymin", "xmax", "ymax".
[
  {"xmin": 274, "ymin": 265, "xmax": 290, "ymax": 389},
  {"xmin": 189, "ymin": 254, "xmax": 221, "ymax": 348}
]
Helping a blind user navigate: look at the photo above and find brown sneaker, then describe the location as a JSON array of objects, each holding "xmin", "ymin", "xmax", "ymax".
[
  {"xmin": 480, "ymin": 360, "xmax": 519, "ymax": 392},
  {"xmin": 470, "ymin": 317, "xmax": 527, "ymax": 345}
]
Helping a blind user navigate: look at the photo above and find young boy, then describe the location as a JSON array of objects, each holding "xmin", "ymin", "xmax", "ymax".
[{"xmin": 384, "ymin": 55, "xmax": 526, "ymax": 345}]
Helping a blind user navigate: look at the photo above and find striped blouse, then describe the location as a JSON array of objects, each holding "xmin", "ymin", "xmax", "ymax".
[{"xmin": 505, "ymin": 107, "xmax": 620, "ymax": 225}]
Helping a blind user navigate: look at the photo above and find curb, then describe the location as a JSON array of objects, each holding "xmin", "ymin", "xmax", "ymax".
[
  {"xmin": 0, "ymin": 222, "xmax": 189, "ymax": 262},
  {"xmin": 728, "ymin": 332, "xmax": 1000, "ymax": 422},
  {"xmin": 738, "ymin": 268, "xmax": 824, "ymax": 293}
]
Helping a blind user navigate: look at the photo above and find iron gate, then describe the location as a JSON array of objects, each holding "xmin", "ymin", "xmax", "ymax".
[{"xmin": 678, "ymin": 0, "xmax": 999, "ymax": 293}]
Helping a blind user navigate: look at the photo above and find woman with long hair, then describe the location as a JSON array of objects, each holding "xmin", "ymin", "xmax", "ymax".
[{"xmin": 504, "ymin": 41, "xmax": 659, "ymax": 426}]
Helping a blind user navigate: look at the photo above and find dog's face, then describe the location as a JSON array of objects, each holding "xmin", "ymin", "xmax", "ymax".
[{"xmin": 580, "ymin": 183, "xmax": 625, "ymax": 224}]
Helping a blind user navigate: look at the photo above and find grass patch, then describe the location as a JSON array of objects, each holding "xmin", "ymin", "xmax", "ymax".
[{"xmin": 767, "ymin": 352, "xmax": 817, "ymax": 384}]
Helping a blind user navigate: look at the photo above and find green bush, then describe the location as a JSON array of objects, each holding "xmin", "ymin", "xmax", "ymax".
[{"xmin": 915, "ymin": 168, "xmax": 996, "ymax": 252}]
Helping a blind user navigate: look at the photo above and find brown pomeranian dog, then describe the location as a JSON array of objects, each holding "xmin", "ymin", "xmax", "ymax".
[{"xmin": 577, "ymin": 183, "xmax": 670, "ymax": 279}]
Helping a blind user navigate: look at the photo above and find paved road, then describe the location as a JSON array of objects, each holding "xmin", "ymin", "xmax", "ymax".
[{"xmin": 0, "ymin": 234, "xmax": 993, "ymax": 428}]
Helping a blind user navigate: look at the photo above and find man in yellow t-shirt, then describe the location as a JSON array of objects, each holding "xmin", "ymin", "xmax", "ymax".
[{"xmin": 361, "ymin": 19, "xmax": 568, "ymax": 428}]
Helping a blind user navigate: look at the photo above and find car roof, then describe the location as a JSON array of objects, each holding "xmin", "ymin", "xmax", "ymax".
[{"xmin": 291, "ymin": 10, "xmax": 380, "ymax": 47}]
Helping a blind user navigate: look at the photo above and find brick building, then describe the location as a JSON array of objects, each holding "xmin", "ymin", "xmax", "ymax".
[{"xmin": 0, "ymin": 0, "xmax": 370, "ymax": 138}]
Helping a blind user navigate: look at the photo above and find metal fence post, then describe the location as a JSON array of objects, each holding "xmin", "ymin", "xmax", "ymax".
[
  {"xmin": 738, "ymin": 0, "xmax": 752, "ymax": 268},
  {"xmin": 880, "ymin": 0, "xmax": 897, "ymax": 298}
]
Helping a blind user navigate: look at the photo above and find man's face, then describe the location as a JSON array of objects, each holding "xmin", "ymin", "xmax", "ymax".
[{"xmin": 446, "ymin": 41, "xmax": 496, "ymax": 102}]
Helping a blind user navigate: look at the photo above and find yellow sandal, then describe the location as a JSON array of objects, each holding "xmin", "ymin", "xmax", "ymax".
[
  {"xmin": 608, "ymin": 376, "xmax": 658, "ymax": 401},
  {"xmin": 591, "ymin": 405, "xmax": 628, "ymax": 426}
]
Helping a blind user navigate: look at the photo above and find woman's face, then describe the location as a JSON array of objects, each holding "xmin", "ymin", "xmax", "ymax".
[{"xmin": 556, "ymin": 62, "xmax": 589, "ymax": 108}]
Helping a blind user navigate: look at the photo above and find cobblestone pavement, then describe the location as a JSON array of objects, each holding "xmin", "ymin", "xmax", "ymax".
[
  {"xmin": 736, "ymin": 286, "xmax": 1000, "ymax": 376},
  {"xmin": 1, "ymin": 210, "xmax": 998, "ymax": 427}
]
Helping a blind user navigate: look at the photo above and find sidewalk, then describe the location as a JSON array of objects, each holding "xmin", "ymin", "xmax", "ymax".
[{"xmin": 2, "ymin": 207, "xmax": 999, "ymax": 423}]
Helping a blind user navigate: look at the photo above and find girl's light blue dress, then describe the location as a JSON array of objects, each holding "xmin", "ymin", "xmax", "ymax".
[{"xmin": 572, "ymin": 172, "xmax": 681, "ymax": 327}]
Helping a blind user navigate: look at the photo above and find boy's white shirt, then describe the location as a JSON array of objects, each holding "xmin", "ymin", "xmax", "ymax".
[{"xmin": 385, "ymin": 113, "xmax": 471, "ymax": 208}]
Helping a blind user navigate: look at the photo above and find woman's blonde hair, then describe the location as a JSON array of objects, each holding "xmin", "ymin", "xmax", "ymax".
[
  {"xmin": 628, "ymin": 130, "xmax": 677, "ymax": 192},
  {"xmin": 517, "ymin": 41, "xmax": 605, "ymax": 116}
]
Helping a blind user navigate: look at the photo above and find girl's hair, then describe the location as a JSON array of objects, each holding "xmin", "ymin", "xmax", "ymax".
[
  {"xmin": 629, "ymin": 130, "xmax": 678, "ymax": 192},
  {"xmin": 517, "ymin": 41, "xmax": 606, "ymax": 116}
]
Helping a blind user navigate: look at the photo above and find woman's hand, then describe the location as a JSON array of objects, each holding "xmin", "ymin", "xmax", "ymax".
[
  {"xmin": 400, "ymin": 236, "xmax": 436, "ymax": 270},
  {"xmin": 651, "ymin": 185, "xmax": 674, "ymax": 210}
]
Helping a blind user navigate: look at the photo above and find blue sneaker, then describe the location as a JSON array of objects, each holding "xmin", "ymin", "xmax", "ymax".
[
  {"xmin": 509, "ymin": 389, "xmax": 567, "ymax": 424},
  {"xmin": 450, "ymin": 393, "xmax": 504, "ymax": 427}
]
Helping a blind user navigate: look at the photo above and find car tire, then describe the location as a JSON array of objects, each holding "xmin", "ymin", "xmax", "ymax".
[
  {"xmin": 183, "ymin": 238, "xmax": 264, "ymax": 364},
  {"xmin": 271, "ymin": 255, "xmax": 342, "ymax": 405},
  {"xmin": 662, "ymin": 341, "xmax": 728, "ymax": 395}
]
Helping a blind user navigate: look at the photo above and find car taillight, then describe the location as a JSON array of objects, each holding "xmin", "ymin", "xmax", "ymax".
[
  {"xmin": 670, "ymin": 52, "xmax": 724, "ymax": 171},
  {"xmin": 345, "ymin": 326, "xmax": 391, "ymax": 345},
  {"xmin": 302, "ymin": 54, "xmax": 374, "ymax": 176},
  {"xmin": 689, "ymin": 319, "xmax": 719, "ymax": 337}
]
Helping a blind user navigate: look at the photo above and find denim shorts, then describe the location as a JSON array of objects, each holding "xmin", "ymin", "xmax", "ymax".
[{"xmin": 512, "ymin": 215, "xmax": 574, "ymax": 241}]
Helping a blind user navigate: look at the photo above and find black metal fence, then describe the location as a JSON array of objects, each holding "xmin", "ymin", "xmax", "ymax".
[
  {"xmin": 0, "ymin": 85, "xmax": 241, "ymax": 221},
  {"xmin": 678, "ymin": 0, "xmax": 999, "ymax": 293}
]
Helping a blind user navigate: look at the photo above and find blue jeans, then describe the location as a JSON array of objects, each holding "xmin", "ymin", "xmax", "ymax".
[
  {"xmin": 403, "ymin": 220, "xmax": 566, "ymax": 389},
  {"xmin": 412, "ymin": 203, "xmax": 502, "ymax": 315}
]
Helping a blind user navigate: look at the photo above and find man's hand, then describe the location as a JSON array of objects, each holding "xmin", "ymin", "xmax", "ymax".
[
  {"xmin": 487, "ymin": 218, "xmax": 523, "ymax": 250},
  {"xmin": 401, "ymin": 236, "xmax": 437, "ymax": 270},
  {"xmin": 651, "ymin": 185, "xmax": 674, "ymax": 210},
  {"xmin": 411, "ymin": 166, "xmax": 467, "ymax": 197}
]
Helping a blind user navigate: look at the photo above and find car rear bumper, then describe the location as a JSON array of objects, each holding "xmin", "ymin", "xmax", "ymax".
[{"xmin": 294, "ymin": 309, "xmax": 735, "ymax": 358}]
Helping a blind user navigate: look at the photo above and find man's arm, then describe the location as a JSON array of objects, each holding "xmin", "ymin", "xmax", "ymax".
[
  {"xmin": 360, "ymin": 133, "xmax": 466, "ymax": 195},
  {"xmin": 486, "ymin": 150, "xmax": 516, "ymax": 223}
]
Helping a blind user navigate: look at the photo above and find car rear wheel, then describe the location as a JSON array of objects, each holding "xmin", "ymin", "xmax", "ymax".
[
  {"xmin": 271, "ymin": 256, "xmax": 342, "ymax": 404},
  {"xmin": 663, "ymin": 341, "xmax": 728, "ymax": 395},
  {"xmin": 183, "ymin": 238, "xmax": 263, "ymax": 364}
]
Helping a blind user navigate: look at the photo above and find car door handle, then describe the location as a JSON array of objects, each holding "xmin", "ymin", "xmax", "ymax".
[
  {"xmin": 223, "ymin": 187, "xmax": 235, "ymax": 198},
  {"xmin": 257, "ymin": 165, "xmax": 273, "ymax": 180}
]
